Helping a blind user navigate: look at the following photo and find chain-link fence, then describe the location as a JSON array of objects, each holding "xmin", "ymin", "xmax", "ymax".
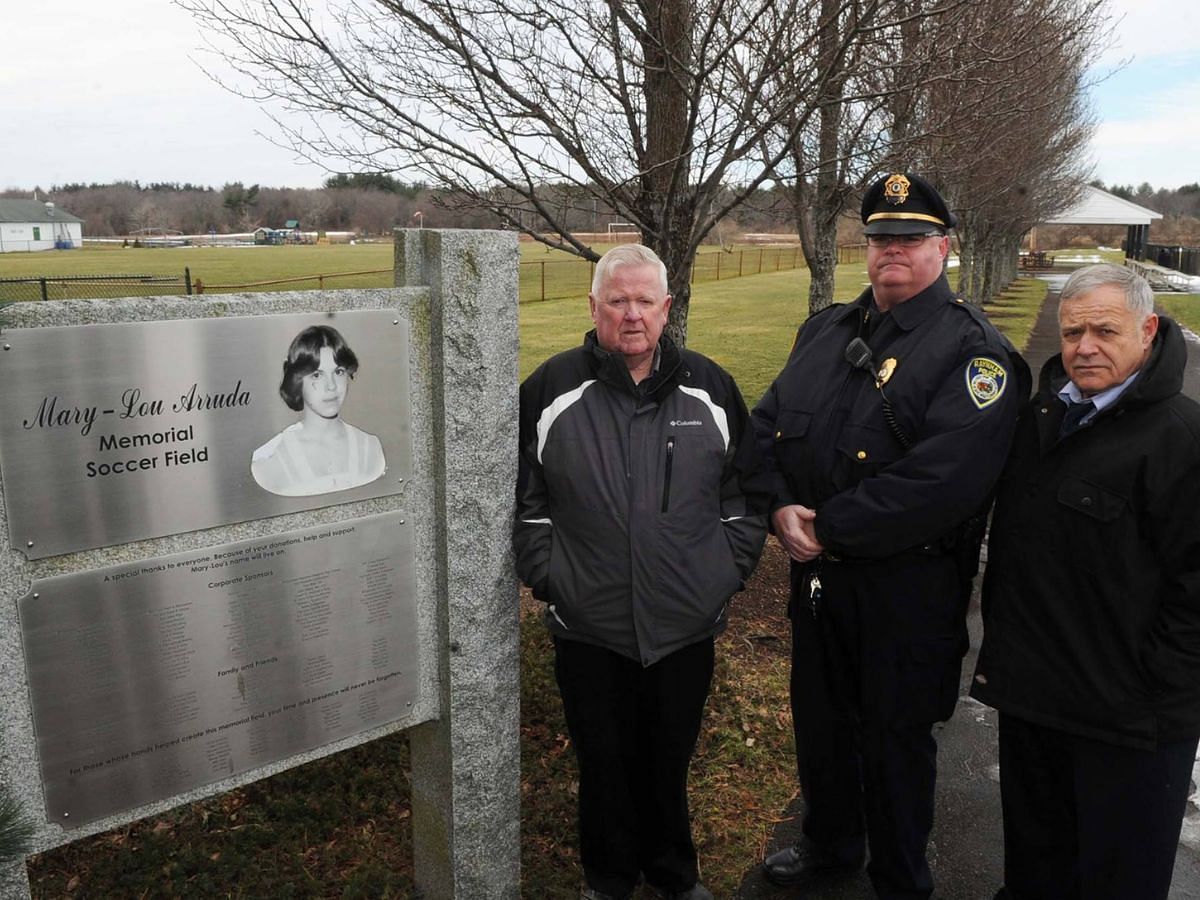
[
  {"xmin": 0, "ymin": 272, "xmax": 193, "ymax": 302},
  {"xmin": 690, "ymin": 246, "xmax": 805, "ymax": 282},
  {"xmin": 518, "ymin": 244, "xmax": 839, "ymax": 303},
  {"xmin": 0, "ymin": 268, "xmax": 400, "ymax": 302},
  {"xmin": 517, "ymin": 244, "xmax": 869, "ymax": 303}
]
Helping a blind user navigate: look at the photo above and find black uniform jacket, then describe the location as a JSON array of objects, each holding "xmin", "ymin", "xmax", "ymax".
[
  {"xmin": 752, "ymin": 274, "xmax": 1028, "ymax": 561},
  {"xmin": 514, "ymin": 331, "xmax": 768, "ymax": 667},
  {"xmin": 972, "ymin": 316, "xmax": 1200, "ymax": 749}
]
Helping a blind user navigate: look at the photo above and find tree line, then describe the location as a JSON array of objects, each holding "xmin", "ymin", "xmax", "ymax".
[
  {"xmin": 6, "ymin": 177, "xmax": 1197, "ymax": 252},
  {"xmin": 0, "ymin": 178, "xmax": 804, "ymax": 241},
  {"xmin": 0, "ymin": 179, "xmax": 480, "ymax": 239}
]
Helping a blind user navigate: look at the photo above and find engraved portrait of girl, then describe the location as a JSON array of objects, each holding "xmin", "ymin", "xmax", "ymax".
[{"xmin": 251, "ymin": 325, "xmax": 386, "ymax": 496}]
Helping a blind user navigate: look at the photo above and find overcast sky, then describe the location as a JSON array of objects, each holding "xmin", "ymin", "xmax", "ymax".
[{"xmin": 1, "ymin": 0, "xmax": 1195, "ymax": 192}]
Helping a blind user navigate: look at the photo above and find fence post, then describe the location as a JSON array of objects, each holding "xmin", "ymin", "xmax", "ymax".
[
  {"xmin": 184, "ymin": 268, "xmax": 193, "ymax": 296},
  {"xmin": 540, "ymin": 261, "xmax": 546, "ymax": 302},
  {"xmin": 758, "ymin": 249, "xmax": 763, "ymax": 275},
  {"xmin": 39, "ymin": 279, "xmax": 48, "ymax": 303},
  {"xmin": 716, "ymin": 252, "xmax": 721, "ymax": 281},
  {"xmin": 738, "ymin": 251, "xmax": 743, "ymax": 277}
]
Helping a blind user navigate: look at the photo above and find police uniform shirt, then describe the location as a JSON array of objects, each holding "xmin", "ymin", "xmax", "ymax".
[{"xmin": 753, "ymin": 274, "xmax": 1027, "ymax": 560}]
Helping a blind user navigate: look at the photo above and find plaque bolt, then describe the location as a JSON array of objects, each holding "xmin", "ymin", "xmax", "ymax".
[
  {"xmin": 26, "ymin": 541, "xmax": 33, "ymax": 548},
  {"xmin": 32, "ymin": 593, "xmax": 39, "ymax": 599},
  {"xmin": 406, "ymin": 701, "xmax": 413, "ymax": 707},
  {"xmin": 3, "ymin": 344, "xmax": 9, "ymax": 351},
  {"xmin": 393, "ymin": 319, "xmax": 400, "ymax": 325},
  {"xmin": 63, "ymin": 812, "xmax": 69, "ymax": 818},
  {"xmin": 399, "ymin": 519, "xmax": 406, "ymax": 524}
]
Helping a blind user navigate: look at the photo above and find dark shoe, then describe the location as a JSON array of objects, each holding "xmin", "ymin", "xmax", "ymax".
[
  {"xmin": 762, "ymin": 840, "xmax": 865, "ymax": 887},
  {"xmin": 656, "ymin": 884, "xmax": 714, "ymax": 900}
]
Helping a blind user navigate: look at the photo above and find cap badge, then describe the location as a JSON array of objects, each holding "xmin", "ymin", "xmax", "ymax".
[{"xmin": 884, "ymin": 174, "xmax": 911, "ymax": 206}]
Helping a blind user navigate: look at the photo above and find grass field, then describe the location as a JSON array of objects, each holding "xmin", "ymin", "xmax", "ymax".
[
  {"xmin": 0, "ymin": 243, "xmax": 397, "ymax": 296},
  {"xmin": 523, "ymin": 257, "xmax": 1052, "ymax": 404},
  {"xmin": 519, "ymin": 264, "xmax": 825, "ymax": 403},
  {"xmin": 1156, "ymin": 294, "xmax": 1200, "ymax": 334},
  {"xmin": 0, "ymin": 242, "xmax": 398, "ymax": 281},
  {"xmin": 0, "ymin": 241, "xmax": 808, "ymax": 303}
]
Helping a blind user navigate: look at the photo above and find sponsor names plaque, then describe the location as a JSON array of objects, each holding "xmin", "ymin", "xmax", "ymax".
[{"xmin": 18, "ymin": 512, "xmax": 419, "ymax": 827}]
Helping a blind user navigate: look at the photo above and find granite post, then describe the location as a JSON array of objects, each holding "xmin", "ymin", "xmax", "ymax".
[
  {"xmin": 399, "ymin": 228, "xmax": 522, "ymax": 898},
  {"xmin": 0, "ymin": 227, "xmax": 520, "ymax": 897}
]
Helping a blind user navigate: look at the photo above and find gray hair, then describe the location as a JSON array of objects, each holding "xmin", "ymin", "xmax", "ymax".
[
  {"xmin": 591, "ymin": 244, "xmax": 669, "ymax": 297},
  {"xmin": 1059, "ymin": 263, "xmax": 1155, "ymax": 320}
]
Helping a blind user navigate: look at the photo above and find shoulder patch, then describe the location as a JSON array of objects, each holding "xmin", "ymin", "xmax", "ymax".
[{"xmin": 965, "ymin": 357, "xmax": 1008, "ymax": 409}]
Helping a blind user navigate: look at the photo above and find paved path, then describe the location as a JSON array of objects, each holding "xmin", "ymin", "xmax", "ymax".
[{"xmin": 735, "ymin": 278, "xmax": 1200, "ymax": 899}]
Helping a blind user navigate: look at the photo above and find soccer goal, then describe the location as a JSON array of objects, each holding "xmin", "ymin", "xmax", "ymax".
[{"xmin": 606, "ymin": 222, "xmax": 640, "ymax": 238}]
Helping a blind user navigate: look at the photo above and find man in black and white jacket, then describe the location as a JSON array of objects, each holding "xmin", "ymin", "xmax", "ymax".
[{"xmin": 514, "ymin": 244, "xmax": 767, "ymax": 900}]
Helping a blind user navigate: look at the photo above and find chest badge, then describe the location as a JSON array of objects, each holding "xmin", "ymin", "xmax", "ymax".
[
  {"xmin": 876, "ymin": 358, "xmax": 897, "ymax": 386},
  {"xmin": 966, "ymin": 357, "xmax": 1008, "ymax": 409}
]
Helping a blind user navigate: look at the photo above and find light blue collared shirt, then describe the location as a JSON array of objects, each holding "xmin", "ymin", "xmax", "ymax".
[{"xmin": 1056, "ymin": 371, "xmax": 1142, "ymax": 426}]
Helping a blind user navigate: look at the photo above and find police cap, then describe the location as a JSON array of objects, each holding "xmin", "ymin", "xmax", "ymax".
[{"xmin": 861, "ymin": 173, "xmax": 957, "ymax": 235}]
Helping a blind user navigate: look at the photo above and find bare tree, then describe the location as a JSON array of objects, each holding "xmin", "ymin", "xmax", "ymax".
[
  {"xmin": 775, "ymin": 0, "xmax": 897, "ymax": 314},
  {"xmin": 179, "ymin": 0, "xmax": 859, "ymax": 344},
  {"xmin": 761, "ymin": 0, "xmax": 1003, "ymax": 314},
  {"xmin": 768, "ymin": 0, "xmax": 1109, "ymax": 312},
  {"xmin": 131, "ymin": 199, "xmax": 170, "ymax": 235},
  {"xmin": 913, "ymin": 0, "xmax": 1107, "ymax": 305}
]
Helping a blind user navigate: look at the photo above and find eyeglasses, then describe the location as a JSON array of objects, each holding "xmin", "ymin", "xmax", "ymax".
[{"xmin": 865, "ymin": 233, "xmax": 942, "ymax": 248}]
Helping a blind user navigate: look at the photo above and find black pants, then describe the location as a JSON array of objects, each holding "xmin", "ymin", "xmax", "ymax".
[
  {"xmin": 789, "ymin": 555, "xmax": 965, "ymax": 900},
  {"xmin": 997, "ymin": 713, "xmax": 1199, "ymax": 900},
  {"xmin": 554, "ymin": 636, "xmax": 715, "ymax": 897}
]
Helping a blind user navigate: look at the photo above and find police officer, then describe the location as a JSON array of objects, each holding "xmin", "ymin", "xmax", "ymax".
[{"xmin": 752, "ymin": 173, "xmax": 1029, "ymax": 899}]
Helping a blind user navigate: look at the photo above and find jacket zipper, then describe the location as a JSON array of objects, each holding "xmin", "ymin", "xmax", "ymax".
[{"xmin": 661, "ymin": 436, "xmax": 676, "ymax": 512}]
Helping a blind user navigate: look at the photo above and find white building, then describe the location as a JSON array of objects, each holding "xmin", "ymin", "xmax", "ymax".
[{"xmin": 0, "ymin": 199, "xmax": 84, "ymax": 252}]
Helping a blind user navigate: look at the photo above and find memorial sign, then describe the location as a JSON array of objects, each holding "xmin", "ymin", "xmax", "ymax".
[
  {"xmin": 18, "ymin": 512, "xmax": 419, "ymax": 827},
  {"xmin": 0, "ymin": 310, "xmax": 411, "ymax": 558}
]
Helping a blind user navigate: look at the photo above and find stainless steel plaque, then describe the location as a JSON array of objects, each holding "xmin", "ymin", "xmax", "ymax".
[
  {"xmin": 19, "ymin": 512, "xmax": 419, "ymax": 827},
  {"xmin": 0, "ymin": 310, "xmax": 411, "ymax": 558}
]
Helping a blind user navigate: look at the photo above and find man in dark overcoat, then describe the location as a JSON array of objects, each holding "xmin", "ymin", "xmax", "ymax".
[{"xmin": 972, "ymin": 263, "xmax": 1200, "ymax": 900}]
